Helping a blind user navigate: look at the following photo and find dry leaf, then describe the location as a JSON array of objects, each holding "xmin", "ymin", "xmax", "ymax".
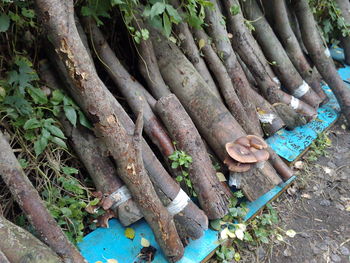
[
  {"xmin": 235, "ymin": 229, "xmax": 244, "ymax": 240},
  {"xmin": 301, "ymin": 193, "xmax": 312, "ymax": 199},
  {"xmin": 125, "ymin": 227, "xmax": 135, "ymax": 240},
  {"xmin": 97, "ymin": 210, "xmax": 116, "ymax": 228},
  {"xmin": 107, "ymin": 259, "xmax": 118, "ymax": 263},
  {"xmin": 294, "ymin": 161, "xmax": 303, "ymax": 169},
  {"xmin": 285, "ymin": 229, "xmax": 296, "ymax": 238},
  {"xmin": 141, "ymin": 237, "xmax": 150, "ymax": 247},
  {"xmin": 102, "ymin": 196, "xmax": 114, "ymax": 210},
  {"xmin": 198, "ymin": 39, "xmax": 205, "ymax": 49},
  {"xmin": 85, "ymin": 205, "xmax": 98, "ymax": 214},
  {"xmin": 216, "ymin": 172, "xmax": 227, "ymax": 182}
]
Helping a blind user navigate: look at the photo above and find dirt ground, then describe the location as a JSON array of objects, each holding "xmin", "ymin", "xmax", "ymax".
[{"xmin": 245, "ymin": 117, "xmax": 350, "ymax": 263}]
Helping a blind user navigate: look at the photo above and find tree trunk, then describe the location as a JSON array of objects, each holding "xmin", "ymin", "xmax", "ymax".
[
  {"xmin": 336, "ymin": 0, "xmax": 350, "ymax": 65},
  {"xmin": 39, "ymin": 59, "xmax": 143, "ymax": 226},
  {"xmin": 271, "ymin": 0, "xmax": 327, "ymax": 104},
  {"xmin": 84, "ymin": 18, "xmax": 175, "ymax": 159},
  {"xmin": 0, "ymin": 131, "xmax": 85, "ymax": 263},
  {"xmin": 35, "ymin": 1, "xmax": 184, "ymax": 260},
  {"xmin": 156, "ymin": 94, "xmax": 231, "ymax": 219},
  {"xmin": 0, "ymin": 215, "xmax": 62, "ymax": 263},
  {"xmin": 241, "ymin": 0, "xmax": 322, "ymax": 109},
  {"xmin": 152, "ymin": 34, "xmax": 282, "ymax": 199},
  {"xmin": 293, "ymin": 0, "xmax": 350, "ymax": 125}
]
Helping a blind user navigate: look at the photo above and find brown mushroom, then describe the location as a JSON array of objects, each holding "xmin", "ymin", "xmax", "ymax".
[
  {"xmin": 247, "ymin": 135, "xmax": 268, "ymax": 150},
  {"xmin": 250, "ymin": 147, "xmax": 270, "ymax": 162},
  {"xmin": 224, "ymin": 157, "xmax": 252, "ymax": 172},
  {"xmin": 225, "ymin": 142, "xmax": 258, "ymax": 163},
  {"xmin": 234, "ymin": 136, "xmax": 251, "ymax": 147}
]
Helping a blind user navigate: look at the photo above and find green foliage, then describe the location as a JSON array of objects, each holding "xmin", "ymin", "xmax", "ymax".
[
  {"xmin": 168, "ymin": 145, "xmax": 197, "ymax": 197},
  {"xmin": 0, "ymin": 56, "xmax": 91, "ymax": 156},
  {"xmin": 309, "ymin": 0, "xmax": 350, "ymax": 45},
  {"xmin": 306, "ymin": 132, "xmax": 332, "ymax": 162},
  {"xmin": 43, "ymin": 166, "xmax": 104, "ymax": 244},
  {"xmin": 230, "ymin": 4, "xmax": 240, "ymax": 16}
]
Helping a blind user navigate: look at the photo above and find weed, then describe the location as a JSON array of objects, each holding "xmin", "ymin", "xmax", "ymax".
[{"xmin": 305, "ymin": 132, "xmax": 332, "ymax": 162}]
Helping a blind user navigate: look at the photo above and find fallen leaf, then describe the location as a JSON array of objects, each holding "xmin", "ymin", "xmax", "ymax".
[
  {"xmin": 285, "ymin": 229, "xmax": 296, "ymax": 238},
  {"xmin": 227, "ymin": 33, "xmax": 233, "ymax": 38},
  {"xmin": 276, "ymin": 234, "xmax": 284, "ymax": 241},
  {"xmin": 85, "ymin": 204, "xmax": 99, "ymax": 214},
  {"xmin": 216, "ymin": 172, "xmax": 227, "ymax": 182},
  {"xmin": 294, "ymin": 161, "xmax": 303, "ymax": 169},
  {"xmin": 220, "ymin": 227, "xmax": 230, "ymax": 240},
  {"xmin": 125, "ymin": 227, "xmax": 135, "ymax": 240},
  {"xmin": 107, "ymin": 259, "xmax": 118, "ymax": 263},
  {"xmin": 97, "ymin": 210, "xmax": 116, "ymax": 228},
  {"xmin": 141, "ymin": 237, "xmax": 150, "ymax": 247},
  {"xmin": 102, "ymin": 196, "xmax": 114, "ymax": 210},
  {"xmin": 341, "ymin": 124, "xmax": 346, "ymax": 130},
  {"xmin": 234, "ymin": 252, "xmax": 241, "ymax": 261},
  {"xmin": 94, "ymin": 261, "xmax": 103, "ymax": 263},
  {"xmin": 301, "ymin": 193, "xmax": 312, "ymax": 199},
  {"xmin": 198, "ymin": 39, "xmax": 205, "ymax": 50},
  {"xmin": 322, "ymin": 166, "xmax": 332, "ymax": 174},
  {"xmin": 235, "ymin": 229, "xmax": 244, "ymax": 240}
]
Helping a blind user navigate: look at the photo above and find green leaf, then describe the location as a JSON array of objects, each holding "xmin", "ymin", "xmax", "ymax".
[
  {"xmin": 4, "ymin": 96, "xmax": 33, "ymax": 116},
  {"xmin": 0, "ymin": 13, "xmax": 10, "ymax": 32},
  {"xmin": 23, "ymin": 118, "xmax": 41, "ymax": 129},
  {"xmin": 47, "ymin": 124, "xmax": 66, "ymax": 139},
  {"xmin": 64, "ymin": 105, "xmax": 77, "ymax": 126},
  {"xmin": 165, "ymin": 4, "xmax": 182, "ymax": 23},
  {"xmin": 51, "ymin": 90, "xmax": 64, "ymax": 105},
  {"xmin": 111, "ymin": 0, "xmax": 124, "ymax": 5},
  {"xmin": 34, "ymin": 135, "xmax": 48, "ymax": 156},
  {"xmin": 50, "ymin": 136, "xmax": 67, "ymax": 149},
  {"xmin": 62, "ymin": 166, "xmax": 79, "ymax": 175},
  {"xmin": 175, "ymin": 175, "xmax": 183, "ymax": 182},
  {"xmin": 78, "ymin": 110, "xmax": 92, "ymax": 129},
  {"xmin": 230, "ymin": 4, "xmax": 240, "ymax": 16},
  {"xmin": 19, "ymin": 158, "xmax": 29, "ymax": 168},
  {"xmin": 149, "ymin": 2, "xmax": 166, "ymax": 19},
  {"xmin": 210, "ymin": 219, "xmax": 222, "ymax": 231},
  {"xmin": 41, "ymin": 128, "xmax": 51, "ymax": 139},
  {"xmin": 27, "ymin": 87, "xmax": 48, "ymax": 104},
  {"xmin": 21, "ymin": 8, "xmax": 35, "ymax": 19},
  {"xmin": 163, "ymin": 13, "xmax": 172, "ymax": 36},
  {"xmin": 171, "ymin": 161, "xmax": 179, "ymax": 169},
  {"xmin": 61, "ymin": 207, "xmax": 72, "ymax": 217}
]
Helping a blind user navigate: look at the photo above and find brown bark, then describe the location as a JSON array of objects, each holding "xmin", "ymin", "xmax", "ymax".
[
  {"xmin": 336, "ymin": 0, "xmax": 350, "ymax": 65},
  {"xmin": 0, "ymin": 215, "xmax": 62, "ymax": 263},
  {"xmin": 83, "ymin": 18, "xmax": 175, "ymax": 159},
  {"xmin": 152, "ymin": 34, "xmax": 282, "ymax": 199},
  {"xmin": 156, "ymin": 94, "xmax": 231, "ymax": 219},
  {"xmin": 35, "ymin": 1, "xmax": 184, "ymax": 260},
  {"xmin": 39, "ymin": 59, "xmax": 143, "ymax": 226},
  {"xmin": 0, "ymin": 131, "xmax": 85, "ymax": 263},
  {"xmin": 293, "ymin": 0, "xmax": 350, "ymax": 125},
  {"xmin": 271, "ymin": 0, "xmax": 326, "ymax": 104}
]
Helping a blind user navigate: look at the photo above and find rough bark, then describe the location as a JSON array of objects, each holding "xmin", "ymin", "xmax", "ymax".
[
  {"xmin": 223, "ymin": 0, "xmax": 316, "ymax": 122},
  {"xmin": 293, "ymin": 0, "xmax": 350, "ymax": 125},
  {"xmin": 0, "ymin": 215, "xmax": 62, "ymax": 263},
  {"xmin": 45, "ymin": 31, "xmax": 208, "ymax": 242},
  {"xmin": 35, "ymin": 1, "xmax": 184, "ymax": 260},
  {"xmin": 0, "ymin": 131, "xmax": 85, "ymax": 263},
  {"xmin": 156, "ymin": 94, "xmax": 231, "ymax": 219},
  {"xmin": 271, "ymin": 0, "xmax": 326, "ymax": 105},
  {"xmin": 152, "ymin": 34, "xmax": 282, "ymax": 199},
  {"xmin": 39, "ymin": 59, "xmax": 143, "ymax": 226},
  {"xmin": 336, "ymin": 0, "xmax": 350, "ymax": 65},
  {"xmin": 84, "ymin": 18, "xmax": 175, "ymax": 159},
  {"xmin": 170, "ymin": 0, "xmax": 222, "ymax": 100},
  {"xmin": 241, "ymin": 0, "xmax": 322, "ymax": 109},
  {"xmin": 192, "ymin": 28, "xmax": 262, "ymax": 137}
]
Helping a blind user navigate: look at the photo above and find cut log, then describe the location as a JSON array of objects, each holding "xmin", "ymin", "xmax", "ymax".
[
  {"xmin": 0, "ymin": 215, "xmax": 62, "ymax": 263},
  {"xmin": 293, "ymin": 0, "xmax": 350, "ymax": 126},
  {"xmin": 83, "ymin": 18, "xmax": 175, "ymax": 159},
  {"xmin": 35, "ymin": 1, "xmax": 184, "ymax": 260},
  {"xmin": 156, "ymin": 94, "xmax": 231, "ymax": 219},
  {"xmin": 151, "ymin": 33, "xmax": 282, "ymax": 200},
  {"xmin": 39, "ymin": 59, "xmax": 143, "ymax": 226},
  {"xmin": 0, "ymin": 131, "xmax": 86, "ymax": 263},
  {"xmin": 271, "ymin": 0, "xmax": 327, "ymax": 104}
]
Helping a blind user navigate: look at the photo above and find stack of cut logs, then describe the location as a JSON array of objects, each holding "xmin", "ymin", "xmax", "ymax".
[{"xmin": 1, "ymin": 0, "xmax": 350, "ymax": 262}]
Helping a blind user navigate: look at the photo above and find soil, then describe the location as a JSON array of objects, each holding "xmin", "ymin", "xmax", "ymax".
[{"xmin": 243, "ymin": 117, "xmax": 350, "ymax": 263}]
